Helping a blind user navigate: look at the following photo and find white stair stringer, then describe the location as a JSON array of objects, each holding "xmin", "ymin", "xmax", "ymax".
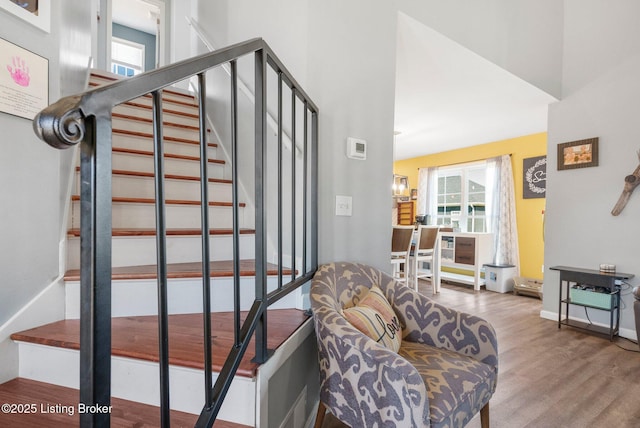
[
  {"xmin": 66, "ymin": 233, "xmax": 256, "ymax": 270},
  {"xmin": 64, "ymin": 276, "xmax": 303, "ymax": 318}
]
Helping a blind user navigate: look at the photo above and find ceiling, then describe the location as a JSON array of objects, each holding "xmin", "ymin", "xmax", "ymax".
[
  {"xmin": 110, "ymin": 6, "xmax": 557, "ymax": 161},
  {"xmin": 112, "ymin": 0, "xmax": 159, "ymax": 35},
  {"xmin": 393, "ymin": 14, "xmax": 558, "ymax": 160}
]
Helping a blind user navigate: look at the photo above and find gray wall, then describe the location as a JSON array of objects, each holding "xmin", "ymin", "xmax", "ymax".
[
  {"xmin": 195, "ymin": 0, "xmax": 397, "ymax": 272},
  {"xmin": 544, "ymin": 0, "xmax": 640, "ymax": 337},
  {"xmin": 112, "ymin": 22, "xmax": 156, "ymax": 71},
  {"xmin": 191, "ymin": 0, "xmax": 565, "ymax": 273},
  {"xmin": 0, "ymin": 0, "xmax": 92, "ymax": 380}
]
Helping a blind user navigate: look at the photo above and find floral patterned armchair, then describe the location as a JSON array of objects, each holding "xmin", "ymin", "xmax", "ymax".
[{"xmin": 311, "ymin": 262, "xmax": 498, "ymax": 428}]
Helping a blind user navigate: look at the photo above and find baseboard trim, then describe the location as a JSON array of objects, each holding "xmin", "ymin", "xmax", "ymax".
[
  {"xmin": 0, "ymin": 276, "xmax": 65, "ymax": 383},
  {"xmin": 540, "ymin": 310, "xmax": 638, "ymax": 341}
]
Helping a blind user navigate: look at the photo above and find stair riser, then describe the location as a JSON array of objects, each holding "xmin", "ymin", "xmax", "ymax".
[
  {"xmin": 65, "ymin": 276, "xmax": 301, "ymax": 318},
  {"xmin": 95, "ymin": 173, "xmax": 232, "ymax": 201},
  {"xmin": 123, "ymin": 94, "xmax": 197, "ymax": 115},
  {"xmin": 113, "ymin": 117, "xmax": 201, "ymax": 142},
  {"xmin": 112, "ymin": 152, "xmax": 225, "ymax": 177},
  {"xmin": 111, "ymin": 131, "xmax": 217, "ymax": 158},
  {"xmin": 114, "ymin": 103, "xmax": 199, "ymax": 127},
  {"xmin": 69, "ymin": 201, "xmax": 244, "ymax": 229},
  {"xmin": 17, "ymin": 343, "xmax": 255, "ymax": 426},
  {"xmin": 66, "ymin": 234, "xmax": 256, "ymax": 269}
]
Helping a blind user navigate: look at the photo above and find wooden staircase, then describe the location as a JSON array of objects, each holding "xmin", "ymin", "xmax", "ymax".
[{"xmin": 2, "ymin": 69, "xmax": 312, "ymax": 427}]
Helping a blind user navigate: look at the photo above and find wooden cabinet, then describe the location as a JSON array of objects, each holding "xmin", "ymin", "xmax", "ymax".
[
  {"xmin": 396, "ymin": 201, "xmax": 414, "ymax": 226},
  {"xmin": 439, "ymin": 232, "xmax": 493, "ymax": 290}
]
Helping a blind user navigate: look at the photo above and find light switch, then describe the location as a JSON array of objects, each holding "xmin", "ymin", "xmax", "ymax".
[{"xmin": 335, "ymin": 195, "xmax": 352, "ymax": 216}]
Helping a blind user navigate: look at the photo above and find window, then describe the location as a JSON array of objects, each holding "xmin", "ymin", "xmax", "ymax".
[
  {"xmin": 435, "ymin": 162, "xmax": 487, "ymax": 232},
  {"xmin": 111, "ymin": 37, "xmax": 145, "ymax": 77}
]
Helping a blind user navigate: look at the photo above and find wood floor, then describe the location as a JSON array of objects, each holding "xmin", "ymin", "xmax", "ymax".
[{"xmin": 322, "ymin": 280, "xmax": 640, "ymax": 428}]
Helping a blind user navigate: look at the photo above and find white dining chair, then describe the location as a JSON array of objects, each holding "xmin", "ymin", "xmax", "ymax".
[{"xmin": 410, "ymin": 225, "xmax": 440, "ymax": 291}]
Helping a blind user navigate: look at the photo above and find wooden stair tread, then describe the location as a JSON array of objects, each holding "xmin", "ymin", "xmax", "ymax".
[
  {"xmin": 63, "ymin": 260, "xmax": 292, "ymax": 281},
  {"xmin": 67, "ymin": 228, "xmax": 255, "ymax": 237},
  {"xmin": 0, "ymin": 378, "xmax": 248, "ymax": 427},
  {"xmin": 77, "ymin": 167, "xmax": 233, "ymax": 184},
  {"xmin": 113, "ymin": 146, "xmax": 225, "ymax": 164},
  {"xmin": 113, "ymin": 128, "xmax": 216, "ymax": 147},
  {"xmin": 11, "ymin": 309, "xmax": 310, "ymax": 378},
  {"xmin": 90, "ymin": 70, "xmax": 196, "ymax": 101},
  {"xmin": 88, "ymin": 81, "xmax": 197, "ymax": 108},
  {"xmin": 70, "ymin": 195, "xmax": 245, "ymax": 207}
]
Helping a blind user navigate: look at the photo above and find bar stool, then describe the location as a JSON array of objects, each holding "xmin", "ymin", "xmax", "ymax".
[{"xmin": 391, "ymin": 225, "xmax": 414, "ymax": 285}]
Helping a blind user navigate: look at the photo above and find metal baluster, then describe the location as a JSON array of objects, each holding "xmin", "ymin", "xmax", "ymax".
[
  {"xmin": 230, "ymin": 59, "xmax": 241, "ymax": 347},
  {"xmin": 254, "ymin": 49, "xmax": 269, "ymax": 363},
  {"xmin": 151, "ymin": 90, "xmax": 171, "ymax": 428},
  {"xmin": 303, "ymin": 103, "xmax": 308, "ymax": 272},
  {"xmin": 277, "ymin": 71, "xmax": 283, "ymax": 289},
  {"xmin": 79, "ymin": 113, "xmax": 113, "ymax": 428},
  {"xmin": 311, "ymin": 110, "xmax": 319, "ymax": 270},
  {"xmin": 198, "ymin": 72, "xmax": 214, "ymax": 407},
  {"xmin": 291, "ymin": 88, "xmax": 297, "ymax": 282}
]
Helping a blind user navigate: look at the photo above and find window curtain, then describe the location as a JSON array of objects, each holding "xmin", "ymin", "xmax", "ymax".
[
  {"xmin": 417, "ymin": 167, "xmax": 438, "ymax": 224},
  {"xmin": 486, "ymin": 155, "xmax": 520, "ymax": 274}
]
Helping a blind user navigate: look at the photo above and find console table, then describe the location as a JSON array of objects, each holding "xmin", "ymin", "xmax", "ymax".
[
  {"xmin": 550, "ymin": 265, "xmax": 634, "ymax": 340},
  {"xmin": 439, "ymin": 232, "xmax": 493, "ymax": 291}
]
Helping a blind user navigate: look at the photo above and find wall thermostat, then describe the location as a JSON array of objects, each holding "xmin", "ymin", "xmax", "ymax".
[{"xmin": 347, "ymin": 137, "xmax": 367, "ymax": 160}]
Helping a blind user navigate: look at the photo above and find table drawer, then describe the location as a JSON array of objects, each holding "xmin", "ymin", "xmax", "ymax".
[{"xmin": 455, "ymin": 237, "xmax": 475, "ymax": 265}]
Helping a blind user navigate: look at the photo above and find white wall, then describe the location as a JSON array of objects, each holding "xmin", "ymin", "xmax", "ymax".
[
  {"xmin": 544, "ymin": 0, "xmax": 640, "ymax": 337},
  {"xmin": 398, "ymin": 0, "xmax": 564, "ymax": 99},
  {"xmin": 0, "ymin": 0, "xmax": 92, "ymax": 382}
]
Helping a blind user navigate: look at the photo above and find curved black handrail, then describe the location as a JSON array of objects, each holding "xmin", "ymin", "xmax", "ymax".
[
  {"xmin": 34, "ymin": 37, "xmax": 317, "ymax": 148},
  {"xmin": 33, "ymin": 37, "xmax": 318, "ymax": 428}
]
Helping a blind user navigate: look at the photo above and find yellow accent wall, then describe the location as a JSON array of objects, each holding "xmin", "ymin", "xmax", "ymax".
[{"xmin": 394, "ymin": 132, "xmax": 546, "ymax": 280}]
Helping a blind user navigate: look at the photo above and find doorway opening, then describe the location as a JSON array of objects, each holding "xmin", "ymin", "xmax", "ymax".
[{"xmin": 96, "ymin": 0, "xmax": 166, "ymax": 75}]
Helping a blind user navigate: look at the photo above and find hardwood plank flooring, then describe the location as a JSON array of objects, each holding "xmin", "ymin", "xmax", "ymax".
[
  {"xmin": 321, "ymin": 280, "xmax": 640, "ymax": 428},
  {"xmin": 11, "ymin": 309, "xmax": 309, "ymax": 378},
  {"xmin": 0, "ymin": 378, "xmax": 248, "ymax": 428}
]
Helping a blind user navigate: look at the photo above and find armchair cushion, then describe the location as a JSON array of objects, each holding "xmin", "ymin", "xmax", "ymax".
[
  {"xmin": 399, "ymin": 341, "xmax": 495, "ymax": 428},
  {"xmin": 342, "ymin": 284, "xmax": 403, "ymax": 352}
]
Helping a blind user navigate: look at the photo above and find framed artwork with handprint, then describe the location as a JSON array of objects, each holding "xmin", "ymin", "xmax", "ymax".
[{"xmin": 0, "ymin": 37, "xmax": 48, "ymax": 120}]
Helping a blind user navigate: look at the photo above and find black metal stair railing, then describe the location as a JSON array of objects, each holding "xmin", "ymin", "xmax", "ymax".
[{"xmin": 33, "ymin": 38, "xmax": 318, "ymax": 427}]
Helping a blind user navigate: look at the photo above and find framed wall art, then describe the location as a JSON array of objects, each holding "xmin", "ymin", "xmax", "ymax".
[
  {"xmin": 557, "ymin": 137, "xmax": 599, "ymax": 170},
  {"xmin": 0, "ymin": 0, "xmax": 50, "ymax": 33},
  {"xmin": 0, "ymin": 37, "xmax": 49, "ymax": 120},
  {"xmin": 523, "ymin": 155, "xmax": 546, "ymax": 199}
]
